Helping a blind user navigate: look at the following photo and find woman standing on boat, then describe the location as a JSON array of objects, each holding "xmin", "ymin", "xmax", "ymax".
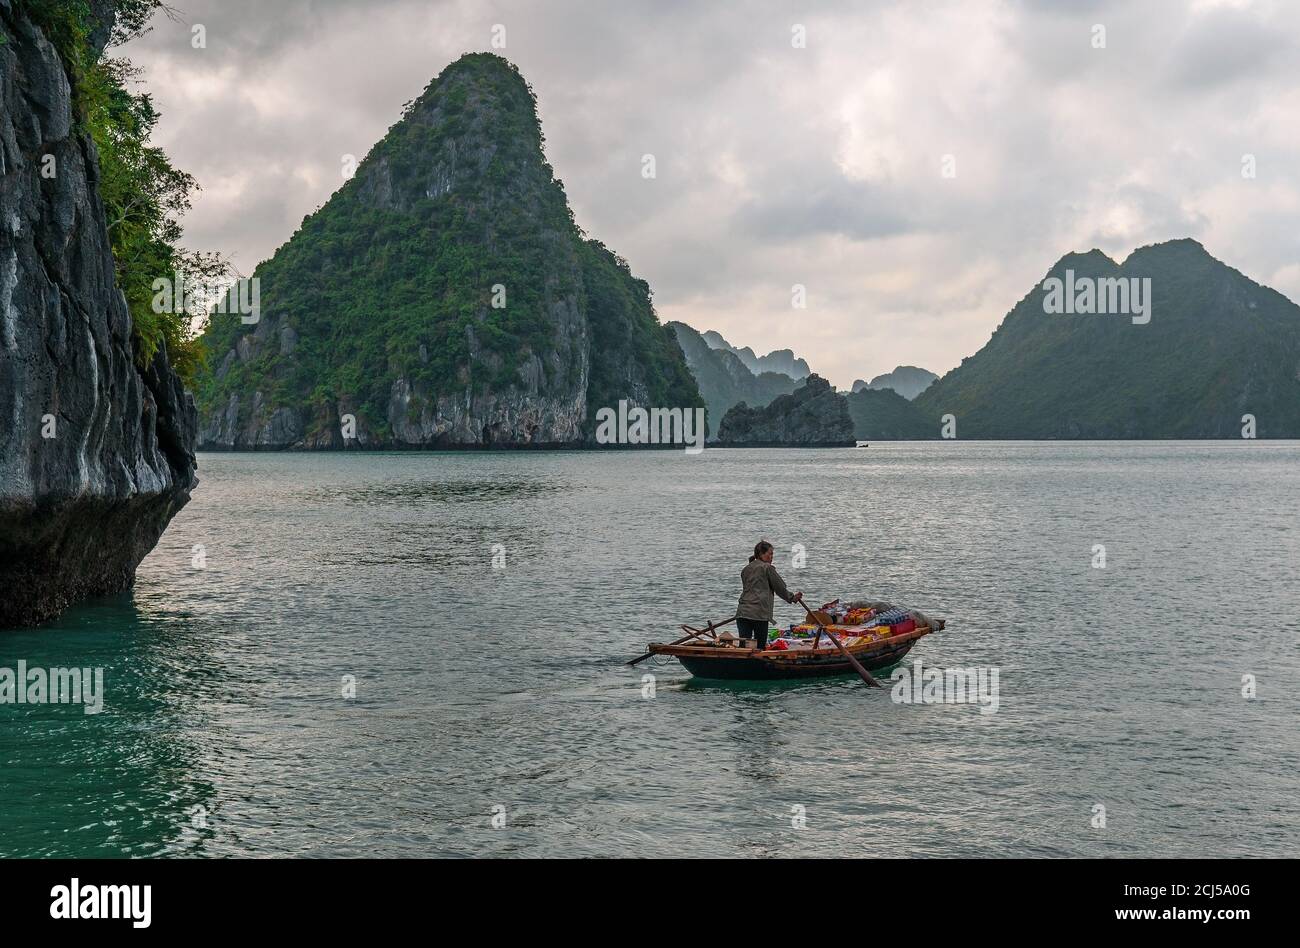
[{"xmin": 736, "ymin": 541, "xmax": 802, "ymax": 650}]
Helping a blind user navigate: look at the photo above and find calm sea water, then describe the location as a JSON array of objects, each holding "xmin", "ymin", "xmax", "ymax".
[{"xmin": 2, "ymin": 443, "xmax": 1297, "ymax": 858}]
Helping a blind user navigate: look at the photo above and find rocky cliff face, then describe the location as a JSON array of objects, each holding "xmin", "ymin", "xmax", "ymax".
[
  {"xmin": 195, "ymin": 53, "xmax": 701, "ymax": 448},
  {"xmin": 717, "ymin": 374, "xmax": 855, "ymax": 446},
  {"xmin": 0, "ymin": 1, "xmax": 197, "ymax": 627}
]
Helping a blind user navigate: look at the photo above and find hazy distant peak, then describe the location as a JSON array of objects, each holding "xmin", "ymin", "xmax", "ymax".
[
  {"xmin": 701, "ymin": 330, "xmax": 733, "ymax": 350},
  {"xmin": 851, "ymin": 365, "xmax": 938, "ymax": 400},
  {"xmin": 697, "ymin": 329, "xmax": 811, "ymax": 379}
]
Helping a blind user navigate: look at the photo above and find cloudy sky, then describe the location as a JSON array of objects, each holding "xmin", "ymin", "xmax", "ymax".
[{"xmin": 121, "ymin": 0, "xmax": 1300, "ymax": 388}]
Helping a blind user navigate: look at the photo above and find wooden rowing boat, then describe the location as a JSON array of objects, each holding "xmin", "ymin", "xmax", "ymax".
[{"xmin": 645, "ymin": 619, "xmax": 944, "ymax": 681}]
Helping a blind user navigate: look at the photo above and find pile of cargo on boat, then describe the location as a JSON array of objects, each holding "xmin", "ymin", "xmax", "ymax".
[
  {"xmin": 766, "ymin": 600, "xmax": 925, "ymax": 651},
  {"xmin": 634, "ymin": 598, "xmax": 946, "ymax": 682}
]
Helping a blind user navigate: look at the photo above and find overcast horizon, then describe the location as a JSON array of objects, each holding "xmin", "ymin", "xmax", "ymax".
[{"xmin": 121, "ymin": 0, "xmax": 1300, "ymax": 388}]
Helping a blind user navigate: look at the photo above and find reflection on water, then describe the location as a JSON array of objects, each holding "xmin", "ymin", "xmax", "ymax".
[
  {"xmin": 0, "ymin": 596, "xmax": 219, "ymax": 857},
  {"xmin": 2, "ymin": 444, "xmax": 1298, "ymax": 857},
  {"xmin": 299, "ymin": 477, "xmax": 572, "ymax": 507}
]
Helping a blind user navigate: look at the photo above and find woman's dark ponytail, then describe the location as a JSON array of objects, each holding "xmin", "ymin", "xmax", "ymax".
[{"xmin": 750, "ymin": 540, "xmax": 774, "ymax": 562}]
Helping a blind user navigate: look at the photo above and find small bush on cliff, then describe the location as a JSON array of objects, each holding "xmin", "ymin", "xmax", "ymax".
[{"xmin": 19, "ymin": 0, "xmax": 215, "ymax": 385}]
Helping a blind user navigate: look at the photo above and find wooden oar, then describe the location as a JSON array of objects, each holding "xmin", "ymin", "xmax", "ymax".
[
  {"xmin": 800, "ymin": 599, "xmax": 880, "ymax": 688},
  {"xmin": 627, "ymin": 616, "xmax": 736, "ymax": 666}
]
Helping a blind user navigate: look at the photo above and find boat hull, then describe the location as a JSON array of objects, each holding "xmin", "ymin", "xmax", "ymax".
[
  {"xmin": 645, "ymin": 620, "xmax": 943, "ymax": 682},
  {"xmin": 676, "ymin": 638, "xmax": 918, "ymax": 680}
]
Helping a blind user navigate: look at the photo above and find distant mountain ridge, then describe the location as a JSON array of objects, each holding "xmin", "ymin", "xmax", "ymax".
[
  {"xmin": 701, "ymin": 330, "xmax": 812, "ymax": 379},
  {"xmin": 851, "ymin": 366, "xmax": 938, "ymax": 400},
  {"xmin": 667, "ymin": 323, "xmax": 798, "ymax": 439},
  {"xmin": 914, "ymin": 239, "xmax": 1300, "ymax": 438}
]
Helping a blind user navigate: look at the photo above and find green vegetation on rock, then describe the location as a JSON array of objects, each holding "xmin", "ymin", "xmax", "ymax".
[
  {"xmin": 22, "ymin": 0, "xmax": 214, "ymax": 385},
  {"xmin": 195, "ymin": 53, "xmax": 701, "ymax": 447},
  {"xmin": 915, "ymin": 240, "xmax": 1300, "ymax": 438},
  {"xmin": 845, "ymin": 387, "xmax": 934, "ymax": 440}
]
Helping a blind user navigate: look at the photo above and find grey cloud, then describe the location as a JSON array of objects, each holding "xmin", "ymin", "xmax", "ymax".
[
  {"xmin": 1164, "ymin": 7, "xmax": 1296, "ymax": 90},
  {"xmin": 731, "ymin": 175, "xmax": 913, "ymax": 241}
]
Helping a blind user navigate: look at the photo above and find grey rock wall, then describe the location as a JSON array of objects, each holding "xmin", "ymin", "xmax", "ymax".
[{"xmin": 0, "ymin": 2, "xmax": 198, "ymax": 627}]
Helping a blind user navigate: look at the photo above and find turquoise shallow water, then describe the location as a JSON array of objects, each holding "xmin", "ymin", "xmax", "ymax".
[{"xmin": 2, "ymin": 443, "xmax": 1298, "ymax": 857}]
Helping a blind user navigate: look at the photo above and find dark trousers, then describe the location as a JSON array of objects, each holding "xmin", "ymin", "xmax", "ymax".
[{"xmin": 736, "ymin": 617, "xmax": 769, "ymax": 650}]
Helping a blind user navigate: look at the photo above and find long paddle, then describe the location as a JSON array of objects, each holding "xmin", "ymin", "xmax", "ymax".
[
  {"xmin": 800, "ymin": 599, "xmax": 880, "ymax": 688},
  {"xmin": 627, "ymin": 615, "xmax": 736, "ymax": 666}
]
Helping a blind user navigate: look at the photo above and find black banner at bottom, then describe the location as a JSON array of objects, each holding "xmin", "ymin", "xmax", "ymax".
[{"xmin": 0, "ymin": 857, "xmax": 1281, "ymax": 934}]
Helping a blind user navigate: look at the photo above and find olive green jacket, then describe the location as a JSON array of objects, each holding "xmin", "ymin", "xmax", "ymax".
[{"xmin": 736, "ymin": 559, "xmax": 796, "ymax": 622}]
